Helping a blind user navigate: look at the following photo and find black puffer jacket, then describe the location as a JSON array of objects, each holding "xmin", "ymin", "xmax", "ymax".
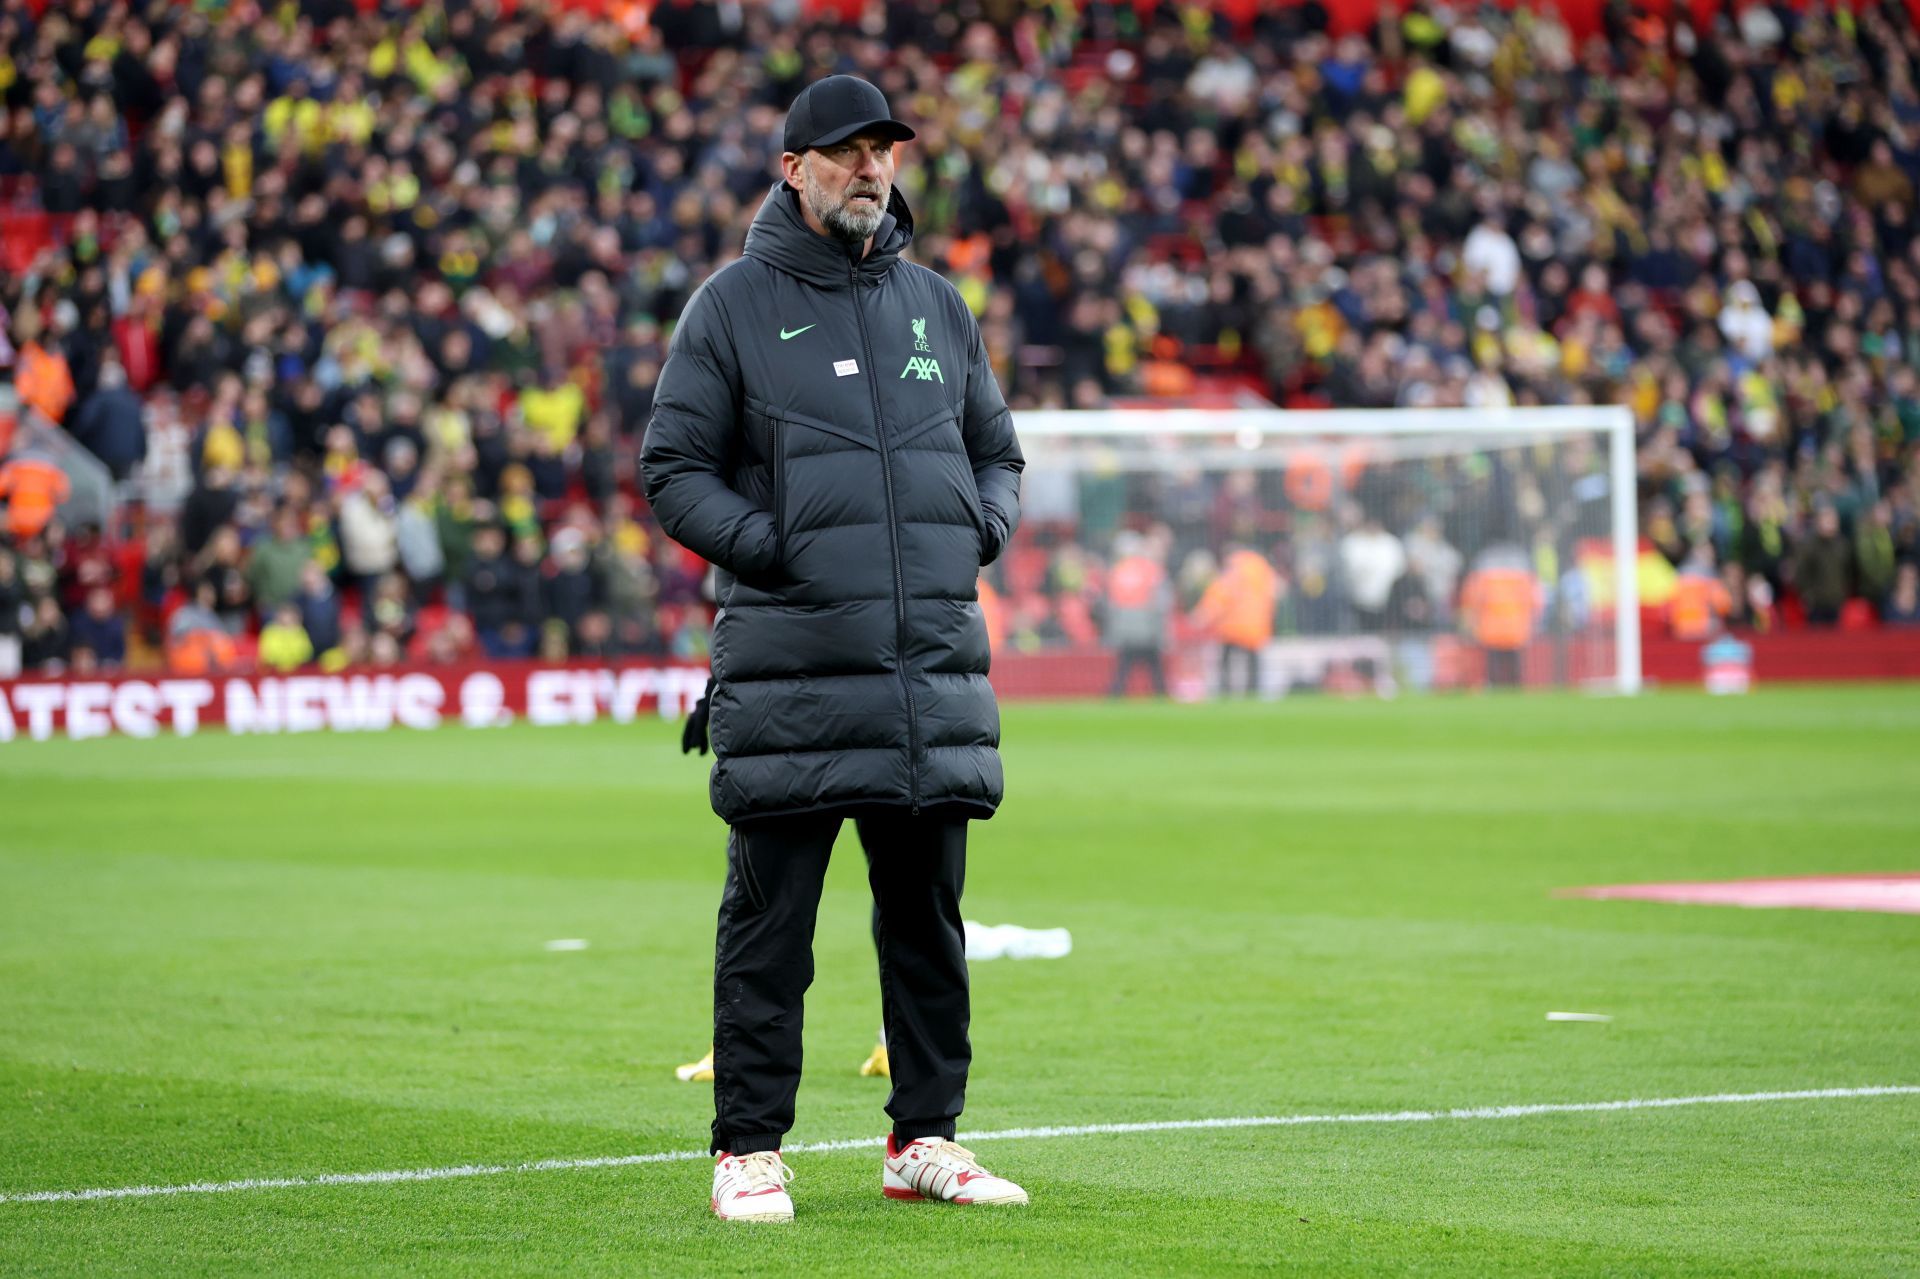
[{"xmin": 641, "ymin": 182, "xmax": 1023, "ymax": 823}]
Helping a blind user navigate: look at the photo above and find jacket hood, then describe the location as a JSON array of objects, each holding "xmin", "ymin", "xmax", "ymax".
[{"xmin": 741, "ymin": 180, "xmax": 914, "ymax": 290}]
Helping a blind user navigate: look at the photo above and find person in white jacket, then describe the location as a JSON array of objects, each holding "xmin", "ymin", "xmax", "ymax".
[
  {"xmin": 1718, "ymin": 280, "xmax": 1774, "ymax": 364},
  {"xmin": 395, "ymin": 470, "xmax": 446, "ymax": 596},
  {"xmin": 337, "ymin": 469, "xmax": 399, "ymax": 602}
]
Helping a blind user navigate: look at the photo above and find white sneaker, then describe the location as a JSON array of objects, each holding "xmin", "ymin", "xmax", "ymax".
[
  {"xmin": 882, "ymin": 1136, "xmax": 1028, "ymax": 1205},
  {"xmin": 711, "ymin": 1151, "xmax": 795, "ymax": 1222}
]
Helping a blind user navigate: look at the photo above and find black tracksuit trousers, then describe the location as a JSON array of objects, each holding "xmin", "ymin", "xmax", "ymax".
[{"xmin": 711, "ymin": 811, "xmax": 970, "ymax": 1156}]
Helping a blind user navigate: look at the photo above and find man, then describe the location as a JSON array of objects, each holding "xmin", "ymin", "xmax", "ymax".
[
  {"xmin": 0, "ymin": 549, "xmax": 23, "ymax": 680},
  {"xmin": 1338, "ymin": 511, "xmax": 1407, "ymax": 633},
  {"xmin": 69, "ymin": 360, "xmax": 148, "ymax": 481},
  {"xmin": 1193, "ymin": 543, "xmax": 1280, "ymax": 696},
  {"xmin": 68, "ymin": 586, "xmax": 127, "ymax": 670},
  {"xmin": 0, "ymin": 454, "xmax": 73, "ymax": 545},
  {"xmin": 641, "ymin": 76, "xmax": 1027, "ymax": 1223},
  {"xmin": 1105, "ymin": 530, "xmax": 1171, "ymax": 696},
  {"xmin": 1667, "ymin": 545, "xmax": 1734, "ymax": 641},
  {"xmin": 1793, "ymin": 505, "xmax": 1852, "ymax": 626},
  {"xmin": 247, "ymin": 505, "xmax": 313, "ymax": 619},
  {"xmin": 464, "ymin": 523, "xmax": 542, "ymax": 658},
  {"xmin": 1459, "ymin": 544, "xmax": 1541, "ymax": 687}
]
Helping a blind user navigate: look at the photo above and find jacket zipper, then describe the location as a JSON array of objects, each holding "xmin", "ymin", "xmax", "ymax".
[
  {"xmin": 768, "ymin": 413, "xmax": 787, "ymax": 565},
  {"xmin": 851, "ymin": 261, "xmax": 920, "ymax": 816}
]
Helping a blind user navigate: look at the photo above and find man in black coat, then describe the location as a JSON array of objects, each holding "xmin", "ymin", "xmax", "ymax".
[
  {"xmin": 465, "ymin": 524, "xmax": 544, "ymax": 658},
  {"xmin": 0, "ymin": 548, "xmax": 24, "ymax": 680},
  {"xmin": 642, "ymin": 77, "xmax": 1027, "ymax": 1221},
  {"xmin": 70, "ymin": 360, "xmax": 148, "ymax": 481}
]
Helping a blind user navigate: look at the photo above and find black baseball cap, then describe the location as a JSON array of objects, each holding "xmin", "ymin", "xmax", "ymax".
[{"xmin": 782, "ymin": 75, "xmax": 916, "ymax": 154}]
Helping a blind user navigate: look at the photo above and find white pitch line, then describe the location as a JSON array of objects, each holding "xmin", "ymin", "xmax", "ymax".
[{"xmin": 4, "ymin": 1084, "xmax": 1915, "ymax": 1207}]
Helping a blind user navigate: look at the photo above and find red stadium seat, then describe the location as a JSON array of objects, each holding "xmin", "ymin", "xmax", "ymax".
[
  {"xmin": 0, "ymin": 208, "xmax": 53, "ymax": 274},
  {"xmin": 1006, "ymin": 546, "xmax": 1049, "ymax": 596},
  {"xmin": 1840, "ymin": 599, "xmax": 1879, "ymax": 630}
]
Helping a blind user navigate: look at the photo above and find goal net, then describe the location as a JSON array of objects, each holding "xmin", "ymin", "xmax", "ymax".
[{"xmin": 987, "ymin": 406, "xmax": 1640, "ymax": 699}]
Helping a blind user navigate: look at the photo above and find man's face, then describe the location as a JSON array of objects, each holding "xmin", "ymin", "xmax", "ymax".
[{"xmin": 788, "ymin": 133, "xmax": 896, "ymax": 244}]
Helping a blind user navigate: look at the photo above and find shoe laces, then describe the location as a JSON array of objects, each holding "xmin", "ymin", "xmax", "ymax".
[
  {"xmin": 917, "ymin": 1139, "xmax": 984, "ymax": 1172},
  {"xmin": 736, "ymin": 1151, "xmax": 793, "ymax": 1192}
]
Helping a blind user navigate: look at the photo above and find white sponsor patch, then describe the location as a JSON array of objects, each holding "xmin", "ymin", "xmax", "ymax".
[{"xmin": 834, "ymin": 359, "xmax": 859, "ymax": 377}]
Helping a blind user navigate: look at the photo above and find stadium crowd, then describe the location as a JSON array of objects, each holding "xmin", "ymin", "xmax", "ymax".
[{"xmin": 4, "ymin": 0, "xmax": 1920, "ymax": 682}]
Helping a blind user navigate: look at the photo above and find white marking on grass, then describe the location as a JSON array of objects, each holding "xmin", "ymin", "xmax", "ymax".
[
  {"xmin": 4, "ymin": 1084, "xmax": 1914, "ymax": 1206},
  {"xmin": 543, "ymin": 939, "xmax": 590, "ymax": 952},
  {"xmin": 1546, "ymin": 1011, "xmax": 1614, "ymax": 1022}
]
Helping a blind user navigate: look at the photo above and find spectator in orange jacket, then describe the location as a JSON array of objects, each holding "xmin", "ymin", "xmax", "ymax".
[
  {"xmin": 0, "ymin": 457, "xmax": 73, "ymax": 542},
  {"xmin": 1668, "ymin": 546, "xmax": 1734, "ymax": 642},
  {"xmin": 1193, "ymin": 545, "xmax": 1280, "ymax": 696},
  {"xmin": 15, "ymin": 340, "xmax": 75, "ymax": 425},
  {"xmin": 1459, "ymin": 547, "xmax": 1542, "ymax": 688},
  {"xmin": 1105, "ymin": 530, "xmax": 1171, "ymax": 696},
  {"xmin": 165, "ymin": 579, "xmax": 242, "ymax": 674}
]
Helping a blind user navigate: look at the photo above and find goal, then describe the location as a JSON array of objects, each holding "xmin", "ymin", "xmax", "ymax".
[{"xmin": 988, "ymin": 406, "xmax": 1640, "ymax": 698}]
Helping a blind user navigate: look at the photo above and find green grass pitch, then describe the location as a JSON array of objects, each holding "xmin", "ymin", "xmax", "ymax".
[{"xmin": 3, "ymin": 686, "xmax": 1918, "ymax": 1276}]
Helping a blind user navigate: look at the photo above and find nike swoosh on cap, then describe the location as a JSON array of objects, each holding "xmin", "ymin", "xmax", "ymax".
[{"xmin": 780, "ymin": 324, "xmax": 817, "ymax": 340}]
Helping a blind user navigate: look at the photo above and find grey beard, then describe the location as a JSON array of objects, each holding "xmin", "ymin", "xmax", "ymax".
[{"xmin": 814, "ymin": 189, "xmax": 887, "ymax": 243}]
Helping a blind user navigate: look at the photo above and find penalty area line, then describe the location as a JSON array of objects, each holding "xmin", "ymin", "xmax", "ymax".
[{"xmin": 4, "ymin": 1084, "xmax": 1916, "ymax": 1206}]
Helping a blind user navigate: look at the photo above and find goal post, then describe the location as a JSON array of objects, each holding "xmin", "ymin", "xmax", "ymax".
[{"xmin": 999, "ymin": 405, "xmax": 1641, "ymax": 697}]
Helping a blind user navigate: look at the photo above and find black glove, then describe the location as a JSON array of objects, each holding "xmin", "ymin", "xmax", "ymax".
[{"xmin": 681, "ymin": 678, "xmax": 715, "ymax": 756}]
